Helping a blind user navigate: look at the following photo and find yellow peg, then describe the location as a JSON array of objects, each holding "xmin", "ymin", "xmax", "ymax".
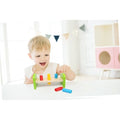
[{"xmin": 47, "ymin": 74, "xmax": 51, "ymax": 80}]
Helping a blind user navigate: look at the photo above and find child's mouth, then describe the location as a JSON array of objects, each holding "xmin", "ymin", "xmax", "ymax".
[{"xmin": 39, "ymin": 62, "xmax": 46, "ymax": 66}]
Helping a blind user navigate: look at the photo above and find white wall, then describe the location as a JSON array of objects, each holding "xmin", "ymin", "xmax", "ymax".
[
  {"xmin": 61, "ymin": 20, "xmax": 80, "ymax": 74},
  {"xmin": 61, "ymin": 20, "xmax": 119, "ymax": 77}
]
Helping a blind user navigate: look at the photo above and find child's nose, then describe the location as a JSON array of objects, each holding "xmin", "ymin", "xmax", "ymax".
[{"xmin": 40, "ymin": 56, "xmax": 45, "ymax": 60}]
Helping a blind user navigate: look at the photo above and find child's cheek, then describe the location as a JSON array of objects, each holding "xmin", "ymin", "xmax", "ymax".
[{"xmin": 34, "ymin": 59, "xmax": 39, "ymax": 64}]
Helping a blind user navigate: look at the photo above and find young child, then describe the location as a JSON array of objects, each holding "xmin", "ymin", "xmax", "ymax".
[{"xmin": 24, "ymin": 35, "xmax": 75, "ymax": 84}]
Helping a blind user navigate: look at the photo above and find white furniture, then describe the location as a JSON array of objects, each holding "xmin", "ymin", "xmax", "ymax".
[
  {"xmin": 99, "ymin": 69, "xmax": 120, "ymax": 80},
  {"xmin": 2, "ymin": 76, "xmax": 120, "ymax": 100}
]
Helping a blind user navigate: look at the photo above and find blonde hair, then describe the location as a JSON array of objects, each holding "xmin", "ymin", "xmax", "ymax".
[{"xmin": 28, "ymin": 35, "xmax": 51, "ymax": 53}]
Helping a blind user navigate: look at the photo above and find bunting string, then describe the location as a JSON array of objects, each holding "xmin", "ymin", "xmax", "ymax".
[{"xmin": 44, "ymin": 24, "xmax": 86, "ymax": 42}]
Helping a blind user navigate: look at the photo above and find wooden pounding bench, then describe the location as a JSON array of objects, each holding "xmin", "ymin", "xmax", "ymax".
[{"xmin": 32, "ymin": 73, "xmax": 66, "ymax": 90}]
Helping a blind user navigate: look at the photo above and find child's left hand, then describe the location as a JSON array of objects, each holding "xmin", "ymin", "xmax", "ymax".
[
  {"xmin": 57, "ymin": 65, "xmax": 71, "ymax": 74},
  {"xmin": 57, "ymin": 64, "xmax": 76, "ymax": 80}
]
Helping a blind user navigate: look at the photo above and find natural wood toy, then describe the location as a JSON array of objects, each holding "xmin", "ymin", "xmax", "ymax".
[{"xmin": 32, "ymin": 73, "xmax": 66, "ymax": 90}]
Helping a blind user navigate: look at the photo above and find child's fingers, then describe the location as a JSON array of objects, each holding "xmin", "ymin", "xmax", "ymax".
[
  {"xmin": 58, "ymin": 66, "xmax": 63, "ymax": 73},
  {"xmin": 57, "ymin": 65, "xmax": 62, "ymax": 74},
  {"xmin": 59, "ymin": 65, "xmax": 70, "ymax": 73},
  {"xmin": 58, "ymin": 65, "xmax": 71, "ymax": 74}
]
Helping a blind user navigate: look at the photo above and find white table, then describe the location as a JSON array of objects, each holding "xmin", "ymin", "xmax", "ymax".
[{"xmin": 2, "ymin": 76, "xmax": 120, "ymax": 100}]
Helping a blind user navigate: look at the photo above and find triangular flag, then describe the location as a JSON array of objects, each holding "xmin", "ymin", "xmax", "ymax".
[
  {"xmin": 54, "ymin": 35, "xmax": 60, "ymax": 42},
  {"xmin": 79, "ymin": 24, "xmax": 86, "ymax": 32},
  {"xmin": 63, "ymin": 33, "xmax": 69, "ymax": 40},
  {"xmin": 45, "ymin": 34, "xmax": 51, "ymax": 39}
]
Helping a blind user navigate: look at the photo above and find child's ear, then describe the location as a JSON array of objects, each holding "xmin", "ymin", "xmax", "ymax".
[{"xmin": 28, "ymin": 53, "xmax": 32, "ymax": 59}]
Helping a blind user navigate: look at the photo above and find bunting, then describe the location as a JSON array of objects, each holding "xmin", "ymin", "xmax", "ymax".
[
  {"xmin": 45, "ymin": 33, "xmax": 69, "ymax": 42},
  {"xmin": 44, "ymin": 24, "xmax": 87, "ymax": 42},
  {"xmin": 54, "ymin": 35, "xmax": 60, "ymax": 42},
  {"xmin": 45, "ymin": 34, "xmax": 51, "ymax": 39},
  {"xmin": 63, "ymin": 33, "xmax": 69, "ymax": 40},
  {"xmin": 79, "ymin": 24, "xmax": 86, "ymax": 32}
]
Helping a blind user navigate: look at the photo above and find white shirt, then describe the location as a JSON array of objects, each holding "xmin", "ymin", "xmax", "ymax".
[{"xmin": 24, "ymin": 62, "xmax": 58, "ymax": 79}]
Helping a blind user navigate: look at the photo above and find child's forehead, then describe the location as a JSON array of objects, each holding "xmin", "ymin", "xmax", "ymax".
[{"xmin": 32, "ymin": 49, "xmax": 50, "ymax": 54}]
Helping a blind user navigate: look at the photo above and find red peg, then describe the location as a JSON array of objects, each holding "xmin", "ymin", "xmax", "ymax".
[
  {"xmin": 40, "ymin": 75, "xmax": 43, "ymax": 81},
  {"xmin": 55, "ymin": 87, "xmax": 63, "ymax": 92}
]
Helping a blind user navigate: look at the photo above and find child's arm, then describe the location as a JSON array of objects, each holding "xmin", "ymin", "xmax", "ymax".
[
  {"xmin": 24, "ymin": 76, "xmax": 33, "ymax": 84},
  {"xmin": 24, "ymin": 65, "xmax": 41, "ymax": 84},
  {"xmin": 56, "ymin": 64, "xmax": 76, "ymax": 80},
  {"xmin": 24, "ymin": 66, "xmax": 35, "ymax": 84}
]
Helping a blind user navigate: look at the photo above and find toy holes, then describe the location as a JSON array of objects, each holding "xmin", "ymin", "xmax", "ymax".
[{"xmin": 99, "ymin": 51, "xmax": 111, "ymax": 65}]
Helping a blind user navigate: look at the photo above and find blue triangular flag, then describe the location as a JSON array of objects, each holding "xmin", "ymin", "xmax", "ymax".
[
  {"xmin": 45, "ymin": 34, "xmax": 51, "ymax": 39},
  {"xmin": 54, "ymin": 35, "xmax": 60, "ymax": 42},
  {"xmin": 79, "ymin": 24, "xmax": 86, "ymax": 32}
]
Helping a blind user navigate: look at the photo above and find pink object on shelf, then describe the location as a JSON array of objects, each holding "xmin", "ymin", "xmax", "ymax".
[
  {"xmin": 114, "ymin": 47, "xmax": 120, "ymax": 68},
  {"xmin": 96, "ymin": 46, "xmax": 120, "ymax": 69}
]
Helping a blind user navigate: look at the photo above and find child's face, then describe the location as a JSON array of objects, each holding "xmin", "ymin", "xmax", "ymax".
[{"xmin": 30, "ymin": 49, "xmax": 50, "ymax": 69}]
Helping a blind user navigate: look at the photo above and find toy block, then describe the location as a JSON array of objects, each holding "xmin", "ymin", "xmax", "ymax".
[
  {"xmin": 54, "ymin": 73, "xmax": 58, "ymax": 79},
  {"xmin": 40, "ymin": 75, "xmax": 43, "ymax": 81},
  {"xmin": 47, "ymin": 74, "xmax": 51, "ymax": 80},
  {"xmin": 55, "ymin": 87, "xmax": 63, "ymax": 92},
  {"xmin": 62, "ymin": 88, "xmax": 72, "ymax": 93}
]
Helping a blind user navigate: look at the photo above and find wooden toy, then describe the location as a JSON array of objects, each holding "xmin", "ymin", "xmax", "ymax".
[{"xmin": 32, "ymin": 73, "xmax": 66, "ymax": 90}]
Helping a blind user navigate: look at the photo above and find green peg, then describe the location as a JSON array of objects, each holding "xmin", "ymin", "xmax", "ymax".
[
  {"xmin": 33, "ymin": 73, "xmax": 37, "ymax": 90},
  {"xmin": 60, "ymin": 73, "xmax": 66, "ymax": 88}
]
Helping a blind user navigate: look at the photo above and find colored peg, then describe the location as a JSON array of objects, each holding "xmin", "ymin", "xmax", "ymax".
[
  {"xmin": 54, "ymin": 73, "xmax": 58, "ymax": 79},
  {"xmin": 60, "ymin": 73, "xmax": 66, "ymax": 88},
  {"xmin": 40, "ymin": 75, "xmax": 43, "ymax": 81},
  {"xmin": 47, "ymin": 74, "xmax": 51, "ymax": 80},
  {"xmin": 62, "ymin": 88, "xmax": 72, "ymax": 93},
  {"xmin": 55, "ymin": 87, "xmax": 63, "ymax": 92},
  {"xmin": 33, "ymin": 73, "xmax": 37, "ymax": 90}
]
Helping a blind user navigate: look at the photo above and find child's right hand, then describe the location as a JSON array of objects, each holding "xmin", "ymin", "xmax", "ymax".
[{"xmin": 24, "ymin": 77, "xmax": 33, "ymax": 84}]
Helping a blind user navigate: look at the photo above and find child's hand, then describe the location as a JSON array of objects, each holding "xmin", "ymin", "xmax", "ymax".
[
  {"xmin": 57, "ymin": 64, "xmax": 76, "ymax": 80},
  {"xmin": 24, "ymin": 77, "xmax": 33, "ymax": 84},
  {"xmin": 57, "ymin": 65, "xmax": 71, "ymax": 74}
]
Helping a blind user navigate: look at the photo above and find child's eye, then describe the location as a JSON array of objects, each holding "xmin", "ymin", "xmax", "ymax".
[
  {"xmin": 36, "ymin": 55, "xmax": 40, "ymax": 57},
  {"xmin": 45, "ymin": 54, "xmax": 49, "ymax": 56}
]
